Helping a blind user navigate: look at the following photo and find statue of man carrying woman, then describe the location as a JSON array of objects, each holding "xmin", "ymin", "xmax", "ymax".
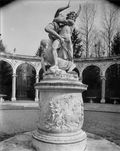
[{"xmin": 39, "ymin": 1, "xmax": 81, "ymax": 76}]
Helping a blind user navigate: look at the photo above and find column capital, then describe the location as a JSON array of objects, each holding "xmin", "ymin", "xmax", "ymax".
[
  {"xmin": 36, "ymin": 74, "xmax": 39, "ymax": 78},
  {"xmin": 12, "ymin": 73, "xmax": 17, "ymax": 77},
  {"xmin": 100, "ymin": 75, "xmax": 106, "ymax": 80}
]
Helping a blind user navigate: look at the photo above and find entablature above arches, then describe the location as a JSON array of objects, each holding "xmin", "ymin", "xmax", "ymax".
[
  {"xmin": 1, "ymin": 53, "xmax": 120, "ymax": 77},
  {"xmin": 75, "ymin": 59, "xmax": 120, "ymax": 78},
  {"xmin": 0, "ymin": 58, "xmax": 42, "ymax": 75},
  {"xmin": 0, "ymin": 53, "xmax": 42, "ymax": 75}
]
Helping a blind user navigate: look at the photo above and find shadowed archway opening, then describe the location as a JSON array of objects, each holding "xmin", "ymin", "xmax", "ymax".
[
  {"xmin": 16, "ymin": 63, "xmax": 36, "ymax": 100},
  {"xmin": 82, "ymin": 65, "xmax": 101, "ymax": 103},
  {"xmin": 39, "ymin": 65, "xmax": 51, "ymax": 81},
  {"xmin": 39, "ymin": 68, "xmax": 44, "ymax": 81},
  {"xmin": 0, "ymin": 60, "xmax": 13, "ymax": 100},
  {"xmin": 105, "ymin": 64, "xmax": 120, "ymax": 104}
]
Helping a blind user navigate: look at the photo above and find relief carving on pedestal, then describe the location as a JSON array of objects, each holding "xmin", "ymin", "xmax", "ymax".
[{"xmin": 44, "ymin": 94, "xmax": 84, "ymax": 132}]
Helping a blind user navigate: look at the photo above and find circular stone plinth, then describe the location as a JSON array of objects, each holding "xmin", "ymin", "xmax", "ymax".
[
  {"xmin": 43, "ymin": 71, "xmax": 79, "ymax": 81},
  {"xmin": 0, "ymin": 132, "xmax": 120, "ymax": 151}
]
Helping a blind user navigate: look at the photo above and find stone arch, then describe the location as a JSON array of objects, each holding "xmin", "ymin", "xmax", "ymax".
[
  {"xmin": 31, "ymin": 62, "xmax": 42, "ymax": 76},
  {"xmin": 82, "ymin": 65, "xmax": 101, "ymax": 103},
  {"xmin": 105, "ymin": 63, "xmax": 120, "ymax": 104},
  {"xmin": 16, "ymin": 63, "xmax": 36, "ymax": 100},
  {"xmin": 80, "ymin": 64, "xmax": 101, "ymax": 80},
  {"xmin": 104, "ymin": 62, "xmax": 120, "ymax": 76},
  {"xmin": 16, "ymin": 62, "xmax": 36, "ymax": 73},
  {"xmin": 0, "ymin": 58, "xmax": 14, "ymax": 71},
  {"xmin": 0, "ymin": 60, "xmax": 13, "ymax": 100}
]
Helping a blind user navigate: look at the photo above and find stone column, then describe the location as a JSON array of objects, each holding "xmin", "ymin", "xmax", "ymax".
[
  {"xmin": 11, "ymin": 73, "xmax": 17, "ymax": 101},
  {"xmin": 35, "ymin": 74, "xmax": 39, "ymax": 102},
  {"xmin": 101, "ymin": 75, "xmax": 106, "ymax": 103}
]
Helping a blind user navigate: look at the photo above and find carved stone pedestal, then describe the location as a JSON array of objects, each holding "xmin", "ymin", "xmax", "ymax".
[{"xmin": 32, "ymin": 72, "xmax": 87, "ymax": 151}]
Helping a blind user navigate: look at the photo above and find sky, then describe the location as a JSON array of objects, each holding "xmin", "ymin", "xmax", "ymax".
[{"xmin": 0, "ymin": 0, "xmax": 117, "ymax": 56}]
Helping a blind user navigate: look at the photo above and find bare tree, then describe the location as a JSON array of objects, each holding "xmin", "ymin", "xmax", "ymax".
[
  {"xmin": 101, "ymin": 4, "xmax": 119, "ymax": 56},
  {"xmin": 79, "ymin": 3, "xmax": 96, "ymax": 58},
  {"xmin": 91, "ymin": 29, "xmax": 107, "ymax": 58},
  {"xmin": 91, "ymin": 30, "xmax": 100, "ymax": 58}
]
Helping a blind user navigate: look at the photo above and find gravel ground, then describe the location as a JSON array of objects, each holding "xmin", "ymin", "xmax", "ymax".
[{"xmin": 83, "ymin": 111, "xmax": 120, "ymax": 146}]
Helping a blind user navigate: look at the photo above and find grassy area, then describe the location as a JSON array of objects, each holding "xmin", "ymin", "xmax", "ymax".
[
  {"xmin": 0, "ymin": 109, "xmax": 120, "ymax": 147},
  {"xmin": 0, "ymin": 133, "xmax": 15, "ymax": 141},
  {"xmin": 83, "ymin": 111, "xmax": 120, "ymax": 146}
]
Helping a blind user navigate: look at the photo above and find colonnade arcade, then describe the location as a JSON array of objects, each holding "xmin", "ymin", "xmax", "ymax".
[
  {"xmin": 0, "ymin": 54, "xmax": 42, "ymax": 102},
  {"xmin": 80, "ymin": 64, "xmax": 120, "ymax": 104},
  {"xmin": 76, "ymin": 57, "xmax": 120, "ymax": 104},
  {"xmin": 0, "ymin": 53, "xmax": 120, "ymax": 103}
]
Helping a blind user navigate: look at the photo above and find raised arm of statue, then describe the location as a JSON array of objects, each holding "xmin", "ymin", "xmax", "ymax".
[
  {"xmin": 54, "ymin": 0, "xmax": 70, "ymax": 18},
  {"xmin": 53, "ymin": 16, "xmax": 67, "ymax": 25},
  {"xmin": 76, "ymin": 4, "xmax": 81, "ymax": 18},
  {"xmin": 53, "ymin": 14, "xmax": 74, "ymax": 26}
]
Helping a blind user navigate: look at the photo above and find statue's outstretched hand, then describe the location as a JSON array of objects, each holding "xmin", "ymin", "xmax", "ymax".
[
  {"xmin": 67, "ymin": 0, "xmax": 71, "ymax": 8},
  {"xmin": 79, "ymin": 4, "xmax": 81, "ymax": 11},
  {"xmin": 76, "ymin": 4, "xmax": 81, "ymax": 17}
]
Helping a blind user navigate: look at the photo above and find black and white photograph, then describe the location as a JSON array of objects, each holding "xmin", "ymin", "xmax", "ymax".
[{"xmin": 0, "ymin": 0, "xmax": 120, "ymax": 150}]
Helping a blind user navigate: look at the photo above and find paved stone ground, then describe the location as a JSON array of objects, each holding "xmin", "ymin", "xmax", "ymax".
[
  {"xmin": 0, "ymin": 132, "xmax": 120, "ymax": 151},
  {"xmin": 0, "ymin": 133, "xmax": 35, "ymax": 151},
  {"xmin": 83, "ymin": 110, "xmax": 120, "ymax": 146}
]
